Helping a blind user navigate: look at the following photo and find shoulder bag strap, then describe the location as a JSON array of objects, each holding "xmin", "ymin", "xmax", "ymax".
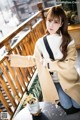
[{"xmin": 43, "ymin": 36, "xmax": 55, "ymax": 60}]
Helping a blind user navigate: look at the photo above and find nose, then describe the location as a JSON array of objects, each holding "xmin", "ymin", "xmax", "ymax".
[{"xmin": 49, "ymin": 22, "xmax": 54, "ymax": 28}]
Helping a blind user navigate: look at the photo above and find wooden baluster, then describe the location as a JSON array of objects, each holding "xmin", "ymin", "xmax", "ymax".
[
  {"xmin": 37, "ymin": 2, "xmax": 46, "ymax": 28},
  {"xmin": 15, "ymin": 45, "xmax": 29, "ymax": 84},
  {"xmin": 0, "ymin": 91, "xmax": 13, "ymax": 115},
  {"xmin": 0, "ymin": 76, "xmax": 16, "ymax": 108},
  {"xmin": 12, "ymin": 49, "xmax": 27, "ymax": 90},
  {"xmin": 28, "ymin": 34, "xmax": 34, "ymax": 53},
  {"xmin": 26, "ymin": 37, "xmax": 33, "ymax": 55},
  {"xmin": 14, "ymin": 68, "xmax": 26, "ymax": 90},
  {"xmin": 0, "ymin": 63, "xmax": 23, "ymax": 98},
  {"xmin": 22, "ymin": 39, "xmax": 34, "ymax": 77},
  {"xmin": 32, "ymin": 27, "xmax": 39, "ymax": 41},
  {"xmin": 25, "ymin": 36, "xmax": 35, "ymax": 75},
  {"xmin": 29, "ymin": 30, "xmax": 36, "ymax": 46},
  {"xmin": 5, "ymin": 58, "xmax": 20, "ymax": 100}
]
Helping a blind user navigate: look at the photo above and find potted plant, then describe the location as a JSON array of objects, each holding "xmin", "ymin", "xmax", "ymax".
[{"xmin": 23, "ymin": 94, "xmax": 41, "ymax": 116}]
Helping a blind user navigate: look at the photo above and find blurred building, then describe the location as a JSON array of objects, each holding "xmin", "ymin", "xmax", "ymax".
[
  {"xmin": 12, "ymin": 0, "xmax": 41, "ymax": 22},
  {"xmin": 1, "ymin": 0, "xmax": 80, "ymax": 23}
]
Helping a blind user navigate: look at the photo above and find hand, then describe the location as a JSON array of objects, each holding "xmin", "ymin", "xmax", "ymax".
[
  {"xmin": 5, "ymin": 54, "xmax": 19, "ymax": 61},
  {"xmin": 5, "ymin": 55, "xmax": 11, "ymax": 60}
]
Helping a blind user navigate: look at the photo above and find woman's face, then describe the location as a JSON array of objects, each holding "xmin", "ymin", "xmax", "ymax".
[{"xmin": 46, "ymin": 17, "xmax": 62, "ymax": 34}]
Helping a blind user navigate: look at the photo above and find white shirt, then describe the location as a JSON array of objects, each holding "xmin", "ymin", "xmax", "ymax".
[
  {"xmin": 36, "ymin": 34, "xmax": 63, "ymax": 60},
  {"xmin": 36, "ymin": 33, "xmax": 74, "ymax": 82}
]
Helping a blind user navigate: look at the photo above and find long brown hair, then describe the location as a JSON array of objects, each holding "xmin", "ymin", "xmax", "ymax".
[{"xmin": 46, "ymin": 6, "xmax": 72, "ymax": 61}]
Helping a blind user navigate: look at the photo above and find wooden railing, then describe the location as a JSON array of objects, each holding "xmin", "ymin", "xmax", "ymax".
[
  {"xmin": 0, "ymin": 2, "xmax": 80, "ymax": 119},
  {"xmin": 0, "ymin": 3, "xmax": 47, "ymax": 119}
]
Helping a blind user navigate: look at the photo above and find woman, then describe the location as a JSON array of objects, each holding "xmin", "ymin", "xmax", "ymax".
[{"xmin": 10, "ymin": 6, "xmax": 80, "ymax": 114}]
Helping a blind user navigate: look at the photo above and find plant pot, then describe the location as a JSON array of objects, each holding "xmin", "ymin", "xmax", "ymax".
[{"xmin": 27, "ymin": 98, "xmax": 40, "ymax": 115}]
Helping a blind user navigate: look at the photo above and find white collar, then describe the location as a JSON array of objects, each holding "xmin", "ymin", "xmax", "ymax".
[{"xmin": 47, "ymin": 33, "xmax": 62, "ymax": 39}]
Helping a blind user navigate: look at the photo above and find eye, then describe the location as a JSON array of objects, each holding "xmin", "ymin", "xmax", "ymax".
[
  {"xmin": 54, "ymin": 20, "xmax": 59, "ymax": 24},
  {"xmin": 47, "ymin": 19, "xmax": 52, "ymax": 22}
]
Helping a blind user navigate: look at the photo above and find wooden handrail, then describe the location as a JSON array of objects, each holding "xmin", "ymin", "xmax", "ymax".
[
  {"xmin": 0, "ymin": 2, "xmax": 46, "ymax": 119},
  {"xmin": 0, "ymin": 11, "xmax": 41, "ymax": 46}
]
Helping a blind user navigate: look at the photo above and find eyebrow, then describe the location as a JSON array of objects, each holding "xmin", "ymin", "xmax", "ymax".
[
  {"xmin": 47, "ymin": 17, "xmax": 60, "ymax": 23},
  {"xmin": 54, "ymin": 18, "xmax": 60, "ymax": 22}
]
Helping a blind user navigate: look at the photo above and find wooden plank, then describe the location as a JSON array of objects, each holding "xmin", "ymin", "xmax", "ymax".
[
  {"xmin": 22, "ymin": 39, "xmax": 34, "ymax": 77},
  {"xmin": 5, "ymin": 68, "xmax": 23, "ymax": 96},
  {"xmin": 25, "ymin": 37, "xmax": 33, "ymax": 55},
  {"xmin": 27, "ymin": 34, "xmax": 34, "ymax": 54},
  {"xmin": 18, "ymin": 43, "xmax": 31, "ymax": 83},
  {"xmin": 13, "ymin": 49, "xmax": 28, "ymax": 90},
  {"xmin": 14, "ymin": 67, "xmax": 26, "ymax": 90},
  {"xmin": 5, "ymin": 59, "xmax": 20, "ymax": 100},
  {"xmin": 0, "ymin": 77, "xmax": 16, "ymax": 108},
  {"xmin": 14, "ymin": 45, "xmax": 29, "ymax": 83},
  {"xmin": 0, "ymin": 91, "xmax": 13, "ymax": 115},
  {"xmin": 0, "ymin": 63, "xmax": 22, "ymax": 99}
]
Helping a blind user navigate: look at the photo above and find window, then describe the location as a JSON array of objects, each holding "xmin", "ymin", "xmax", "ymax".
[{"xmin": 61, "ymin": 0, "xmax": 80, "ymax": 24}]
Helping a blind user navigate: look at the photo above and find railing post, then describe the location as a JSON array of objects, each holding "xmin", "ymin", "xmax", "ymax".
[
  {"xmin": 37, "ymin": 2, "xmax": 46, "ymax": 29},
  {"xmin": 37, "ymin": 2, "xmax": 43, "ymax": 11}
]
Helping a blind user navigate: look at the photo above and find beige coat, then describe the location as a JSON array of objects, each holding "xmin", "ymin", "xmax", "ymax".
[{"xmin": 10, "ymin": 42, "xmax": 80, "ymax": 105}]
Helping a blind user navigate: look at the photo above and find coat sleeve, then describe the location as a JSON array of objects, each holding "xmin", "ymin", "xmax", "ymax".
[
  {"xmin": 10, "ymin": 38, "xmax": 43, "ymax": 68},
  {"xmin": 47, "ymin": 42, "xmax": 77, "ymax": 72},
  {"xmin": 10, "ymin": 55, "xmax": 36, "ymax": 67}
]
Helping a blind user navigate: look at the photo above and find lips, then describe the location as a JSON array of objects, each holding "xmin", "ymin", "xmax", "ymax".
[{"xmin": 50, "ymin": 28, "xmax": 53, "ymax": 31}]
